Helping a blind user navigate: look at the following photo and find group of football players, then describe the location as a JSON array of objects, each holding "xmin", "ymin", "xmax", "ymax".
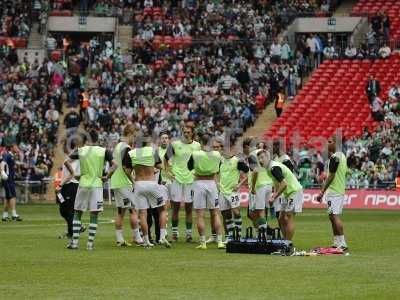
[{"xmin": 57, "ymin": 124, "xmax": 348, "ymax": 251}]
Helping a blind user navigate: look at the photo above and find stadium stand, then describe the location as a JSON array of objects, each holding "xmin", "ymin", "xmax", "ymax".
[
  {"xmin": 0, "ymin": 46, "xmax": 62, "ymax": 185},
  {"xmin": 265, "ymin": 54, "xmax": 400, "ymax": 142}
]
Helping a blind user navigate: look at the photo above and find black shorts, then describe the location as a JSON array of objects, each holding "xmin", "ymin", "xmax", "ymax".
[
  {"xmin": 59, "ymin": 182, "xmax": 79, "ymax": 204},
  {"xmin": 3, "ymin": 181, "xmax": 16, "ymax": 200}
]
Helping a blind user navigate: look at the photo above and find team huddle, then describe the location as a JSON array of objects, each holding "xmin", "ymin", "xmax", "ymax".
[{"xmin": 57, "ymin": 124, "xmax": 349, "ymax": 251}]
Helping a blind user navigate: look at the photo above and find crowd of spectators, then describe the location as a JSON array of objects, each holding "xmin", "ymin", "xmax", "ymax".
[
  {"xmin": 57, "ymin": 1, "xmax": 335, "ymax": 151},
  {"xmin": 0, "ymin": 45, "xmax": 63, "ymax": 183},
  {"xmin": 0, "ymin": 0, "xmax": 31, "ymax": 38}
]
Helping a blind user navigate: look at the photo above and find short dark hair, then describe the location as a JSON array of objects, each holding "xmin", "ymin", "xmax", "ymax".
[
  {"xmin": 159, "ymin": 130, "xmax": 170, "ymax": 137},
  {"xmin": 243, "ymin": 137, "xmax": 254, "ymax": 147},
  {"xmin": 199, "ymin": 133, "xmax": 211, "ymax": 146}
]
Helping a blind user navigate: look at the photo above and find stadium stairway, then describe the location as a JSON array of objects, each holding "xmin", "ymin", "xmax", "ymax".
[
  {"xmin": 117, "ymin": 25, "xmax": 133, "ymax": 53},
  {"xmin": 46, "ymin": 104, "xmax": 76, "ymax": 202},
  {"xmin": 264, "ymin": 54, "xmax": 400, "ymax": 146},
  {"xmin": 28, "ymin": 23, "xmax": 43, "ymax": 49}
]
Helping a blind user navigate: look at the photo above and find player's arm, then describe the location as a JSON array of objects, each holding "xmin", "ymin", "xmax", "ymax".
[
  {"xmin": 248, "ymin": 155, "xmax": 258, "ymax": 194},
  {"xmin": 317, "ymin": 156, "xmax": 339, "ymax": 202},
  {"xmin": 103, "ymin": 150, "xmax": 116, "ymax": 181},
  {"xmin": 270, "ymin": 166, "xmax": 286, "ymax": 203},
  {"xmin": 164, "ymin": 143, "xmax": 175, "ymax": 180},
  {"xmin": 235, "ymin": 160, "xmax": 249, "ymax": 191},
  {"xmin": 122, "ymin": 149, "xmax": 134, "ymax": 183}
]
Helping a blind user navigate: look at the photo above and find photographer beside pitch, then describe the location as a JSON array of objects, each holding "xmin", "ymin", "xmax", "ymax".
[{"xmin": 317, "ymin": 137, "xmax": 348, "ymax": 251}]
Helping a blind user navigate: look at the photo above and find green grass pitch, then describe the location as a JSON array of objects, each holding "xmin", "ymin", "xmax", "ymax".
[{"xmin": 1, "ymin": 204, "xmax": 399, "ymax": 300}]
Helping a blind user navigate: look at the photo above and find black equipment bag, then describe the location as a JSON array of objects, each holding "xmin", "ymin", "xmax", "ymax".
[{"xmin": 226, "ymin": 226, "xmax": 293, "ymax": 256}]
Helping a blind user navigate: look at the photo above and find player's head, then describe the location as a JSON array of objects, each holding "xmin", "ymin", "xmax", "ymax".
[
  {"xmin": 257, "ymin": 150, "xmax": 271, "ymax": 168},
  {"xmin": 182, "ymin": 125, "xmax": 194, "ymax": 143},
  {"xmin": 327, "ymin": 136, "xmax": 337, "ymax": 153},
  {"xmin": 135, "ymin": 133, "xmax": 152, "ymax": 147},
  {"xmin": 159, "ymin": 131, "xmax": 170, "ymax": 147},
  {"xmin": 199, "ymin": 133, "xmax": 211, "ymax": 148},
  {"xmin": 257, "ymin": 141, "xmax": 267, "ymax": 150},
  {"xmin": 243, "ymin": 137, "xmax": 255, "ymax": 155},
  {"xmin": 122, "ymin": 123, "xmax": 137, "ymax": 144},
  {"xmin": 273, "ymin": 140, "xmax": 281, "ymax": 156},
  {"xmin": 212, "ymin": 137, "xmax": 224, "ymax": 154}
]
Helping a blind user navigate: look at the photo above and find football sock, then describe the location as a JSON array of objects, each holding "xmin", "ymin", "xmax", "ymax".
[
  {"xmin": 12, "ymin": 210, "xmax": 17, "ymax": 217},
  {"xmin": 143, "ymin": 234, "xmax": 150, "ymax": 245},
  {"xmin": 333, "ymin": 235, "xmax": 340, "ymax": 247},
  {"xmin": 87, "ymin": 214, "xmax": 98, "ymax": 249},
  {"xmin": 116, "ymin": 229, "xmax": 124, "ymax": 243},
  {"xmin": 234, "ymin": 216, "xmax": 242, "ymax": 236},
  {"xmin": 72, "ymin": 212, "xmax": 82, "ymax": 247},
  {"xmin": 199, "ymin": 235, "xmax": 206, "ymax": 244},
  {"xmin": 339, "ymin": 235, "xmax": 347, "ymax": 247},
  {"xmin": 160, "ymin": 228, "xmax": 167, "ymax": 240},
  {"xmin": 185, "ymin": 222, "xmax": 192, "ymax": 236},
  {"xmin": 256, "ymin": 217, "xmax": 267, "ymax": 231},
  {"xmin": 172, "ymin": 220, "xmax": 179, "ymax": 237},
  {"xmin": 216, "ymin": 235, "xmax": 223, "ymax": 243},
  {"xmin": 225, "ymin": 218, "xmax": 234, "ymax": 238},
  {"xmin": 133, "ymin": 228, "xmax": 142, "ymax": 242},
  {"xmin": 2, "ymin": 212, "xmax": 8, "ymax": 218}
]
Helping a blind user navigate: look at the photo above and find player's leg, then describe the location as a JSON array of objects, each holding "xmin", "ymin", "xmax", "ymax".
[
  {"xmin": 115, "ymin": 207, "xmax": 128, "ymax": 245},
  {"xmin": 254, "ymin": 187, "xmax": 268, "ymax": 233},
  {"xmin": 152, "ymin": 207, "xmax": 160, "ymax": 242},
  {"xmin": 184, "ymin": 184, "xmax": 193, "ymax": 242},
  {"xmin": 219, "ymin": 192, "xmax": 232, "ymax": 241},
  {"xmin": 230, "ymin": 193, "xmax": 242, "ymax": 238},
  {"xmin": 282, "ymin": 212, "xmax": 295, "ymax": 241},
  {"xmin": 86, "ymin": 188, "xmax": 103, "ymax": 250},
  {"xmin": 9, "ymin": 197, "xmax": 21, "ymax": 220},
  {"xmin": 129, "ymin": 208, "xmax": 143, "ymax": 244},
  {"xmin": 2, "ymin": 198, "xmax": 9, "ymax": 221},
  {"xmin": 232, "ymin": 207, "xmax": 242, "ymax": 238},
  {"xmin": 327, "ymin": 193, "xmax": 347, "ymax": 250},
  {"xmin": 69, "ymin": 187, "xmax": 88, "ymax": 249},
  {"xmin": 71, "ymin": 210, "xmax": 83, "ymax": 249},
  {"xmin": 138, "ymin": 209, "xmax": 151, "ymax": 247},
  {"xmin": 221, "ymin": 209, "xmax": 233, "ymax": 240},
  {"xmin": 113, "ymin": 189, "xmax": 131, "ymax": 246},
  {"xmin": 210, "ymin": 209, "xmax": 225, "ymax": 249},
  {"xmin": 6, "ymin": 181, "xmax": 20, "ymax": 221},
  {"xmin": 193, "ymin": 181, "xmax": 207, "ymax": 249},
  {"xmin": 147, "ymin": 208, "xmax": 154, "ymax": 242},
  {"xmin": 157, "ymin": 205, "xmax": 171, "ymax": 248},
  {"xmin": 134, "ymin": 183, "xmax": 152, "ymax": 247},
  {"xmin": 170, "ymin": 181, "xmax": 181, "ymax": 241},
  {"xmin": 207, "ymin": 181, "xmax": 225, "ymax": 249},
  {"xmin": 329, "ymin": 214, "xmax": 347, "ymax": 249},
  {"xmin": 196, "ymin": 208, "xmax": 206, "ymax": 249}
]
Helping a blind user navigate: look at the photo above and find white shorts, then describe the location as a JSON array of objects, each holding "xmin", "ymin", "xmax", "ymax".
[
  {"xmin": 113, "ymin": 187, "xmax": 135, "ymax": 209},
  {"xmin": 280, "ymin": 190, "xmax": 303, "ymax": 213},
  {"xmin": 274, "ymin": 196, "xmax": 285, "ymax": 212},
  {"xmin": 133, "ymin": 181, "xmax": 167, "ymax": 210},
  {"xmin": 326, "ymin": 192, "xmax": 344, "ymax": 215},
  {"xmin": 192, "ymin": 180, "xmax": 219, "ymax": 210},
  {"xmin": 74, "ymin": 187, "xmax": 104, "ymax": 212},
  {"xmin": 170, "ymin": 180, "xmax": 192, "ymax": 203},
  {"xmin": 249, "ymin": 185, "xmax": 272, "ymax": 211},
  {"xmin": 219, "ymin": 192, "xmax": 240, "ymax": 211}
]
